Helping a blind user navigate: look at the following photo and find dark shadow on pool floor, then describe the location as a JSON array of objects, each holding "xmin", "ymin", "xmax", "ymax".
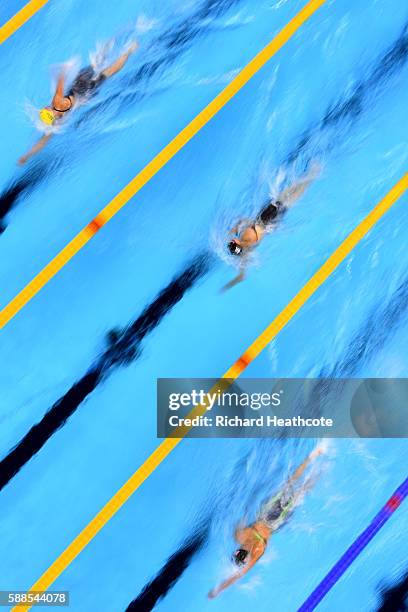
[
  {"xmin": 376, "ymin": 569, "xmax": 408, "ymax": 612},
  {"xmin": 126, "ymin": 520, "xmax": 210, "ymax": 612},
  {"xmin": 0, "ymin": 253, "xmax": 213, "ymax": 491}
]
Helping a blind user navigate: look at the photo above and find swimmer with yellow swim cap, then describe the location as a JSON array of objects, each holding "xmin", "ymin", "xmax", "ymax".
[
  {"xmin": 39, "ymin": 108, "xmax": 56, "ymax": 126},
  {"xmin": 18, "ymin": 41, "xmax": 139, "ymax": 165}
]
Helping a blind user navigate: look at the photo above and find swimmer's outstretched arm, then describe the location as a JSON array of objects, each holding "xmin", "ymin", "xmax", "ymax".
[
  {"xmin": 286, "ymin": 445, "xmax": 324, "ymax": 488},
  {"xmin": 278, "ymin": 163, "xmax": 321, "ymax": 208},
  {"xmin": 208, "ymin": 555, "xmax": 258, "ymax": 599},
  {"xmin": 221, "ymin": 267, "xmax": 246, "ymax": 292},
  {"xmin": 101, "ymin": 41, "xmax": 139, "ymax": 78},
  {"xmin": 18, "ymin": 133, "xmax": 53, "ymax": 165}
]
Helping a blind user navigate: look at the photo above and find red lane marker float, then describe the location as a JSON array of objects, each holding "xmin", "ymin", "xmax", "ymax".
[
  {"xmin": 235, "ymin": 352, "xmax": 251, "ymax": 372},
  {"xmin": 87, "ymin": 215, "xmax": 105, "ymax": 235}
]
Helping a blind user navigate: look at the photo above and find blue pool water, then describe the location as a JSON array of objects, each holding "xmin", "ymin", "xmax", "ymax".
[{"xmin": 0, "ymin": 0, "xmax": 408, "ymax": 610}]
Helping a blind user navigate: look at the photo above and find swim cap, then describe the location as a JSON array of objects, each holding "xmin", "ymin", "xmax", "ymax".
[
  {"xmin": 39, "ymin": 108, "xmax": 55, "ymax": 125},
  {"xmin": 232, "ymin": 549, "xmax": 248, "ymax": 566},
  {"xmin": 228, "ymin": 240, "xmax": 243, "ymax": 256}
]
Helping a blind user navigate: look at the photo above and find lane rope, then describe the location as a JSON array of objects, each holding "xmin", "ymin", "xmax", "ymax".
[
  {"xmin": 298, "ymin": 476, "xmax": 408, "ymax": 611},
  {"xmin": 0, "ymin": 0, "xmax": 49, "ymax": 45}
]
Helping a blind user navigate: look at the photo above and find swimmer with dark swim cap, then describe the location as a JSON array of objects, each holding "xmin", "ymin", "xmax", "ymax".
[
  {"xmin": 208, "ymin": 445, "xmax": 324, "ymax": 599},
  {"xmin": 222, "ymin": 164, "xmax": 320, "ymax": 291},
  {"xmin": 18, "ymin": 42, "xmax": 139, "ymax": 165}
]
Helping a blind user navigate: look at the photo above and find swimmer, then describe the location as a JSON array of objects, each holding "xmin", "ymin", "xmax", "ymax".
[
  {"xmin": 222, "ymin": 164, "xmax": 320, "ymax": 291},
  {"xmin": 18, "ymin": 42, "xmax": 139, "ymax": 165},
  {"xmin": 208, "ymin": 445, "xmax": 324, "ymax": 599}
]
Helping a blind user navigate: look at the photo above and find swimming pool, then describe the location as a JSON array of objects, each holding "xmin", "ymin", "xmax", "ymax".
[{"xmin": 0, "ymin": 0, "xmax": 407, "ymax": 610}]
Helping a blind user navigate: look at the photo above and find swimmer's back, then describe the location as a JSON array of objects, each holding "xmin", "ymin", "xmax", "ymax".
[
  {"xmin": 257, "ymin": 200, "xmax": 284, "ymax": 227},
  {"xmin": 67, "ymin": 66, "xmax": 106, "ymax": 99}
]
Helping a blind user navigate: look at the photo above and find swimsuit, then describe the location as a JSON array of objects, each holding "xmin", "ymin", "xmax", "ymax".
[
  {"xmin": 246, "ymin": 200, "xmax": 284, "ymax": 245},
  {"xmin": 67, "ymin": 66, "xmax": 106, "ymax": 99},
  {"xmin": 252, "ymin": 527, "xmax": 268, "ymax": 546},
  {"xmin": 259, "ymin": 486, "xmax": 296, "ymax": 530},
  {"xmin": 52, "ymin": 66, "xmax": 107, "ymax": 116},
  {"xmin": 257, "ymin": 200, "xmax": 283, "ymax": 227},
  {"xmin": 233, "ymin": 200, "xmax": 284, "ymax": 249}
]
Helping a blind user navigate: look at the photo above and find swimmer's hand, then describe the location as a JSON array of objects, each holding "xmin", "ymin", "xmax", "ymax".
[
  {"xmin": 127, "ymin": 41, "xmax": 139, "ymax": 54},
  {"xmin": 308, "ymin": 161, "xmax": 322, "ymax": 179},
  {"xmin": 18, "ymin": 155, "xmax": 28, "ymax": 166},
  {"xmin": 208, "ymin": 568, "xmax": 249, "ymax": 598},
  {"xmin": 221, "ymin": 270, "xmax": 245, "ymax": 293},
  {"xmin": 310, "ymin": 444, "xmax": 326, "ymax": 460},
  {"xmin": 18, "ymin": 134, "xmax": 52, "ymax": 166}
]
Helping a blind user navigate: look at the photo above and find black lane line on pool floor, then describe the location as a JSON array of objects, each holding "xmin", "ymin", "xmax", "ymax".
[
  {"xmin": 126, "ymin": 519, "xmax": 211, "ymax": 612},
  {"xmin": 0, "ymin": 253, "xmax": 213, "ymax": 491},
  {"xmin": 1, "ymin": 20, "xmax": 408, "ymax": 492},
  {"xmin": 0, "ymin": 0, "xmax": 243, "ymax": 231},
  {"xmin": 376, "ymin": 568, "xmax": 408, "ymax": 612},
  {"xmin": 127, "ymin": 275, "xmax": 408, "ymax": 610}
]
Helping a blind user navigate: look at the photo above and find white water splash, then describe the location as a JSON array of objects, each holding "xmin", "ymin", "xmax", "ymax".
[
  {"xmin": 50, "ymin": 56, "xmax": 81, "ymax": 94},
  {"xmin": 223, "ymin": 10, "xmax": 255, "ymax": 27},
  {"xmin": 23, "ymin": 101, "xmax": 67, "ymax": 135},
  {"xmin": 135, "ymin": 14, "xmax": 159, "ymax": 35},
  {"xmin": 89, "ymin": 40, "xmax": 115, "ymax": 73},
  {"xmin": 195, "ymin": 68, "xmax": 241, "ymax": 87},
  {"xmin": 238, "ymin": 574, "xmax": 263, "ymax": 593}
]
